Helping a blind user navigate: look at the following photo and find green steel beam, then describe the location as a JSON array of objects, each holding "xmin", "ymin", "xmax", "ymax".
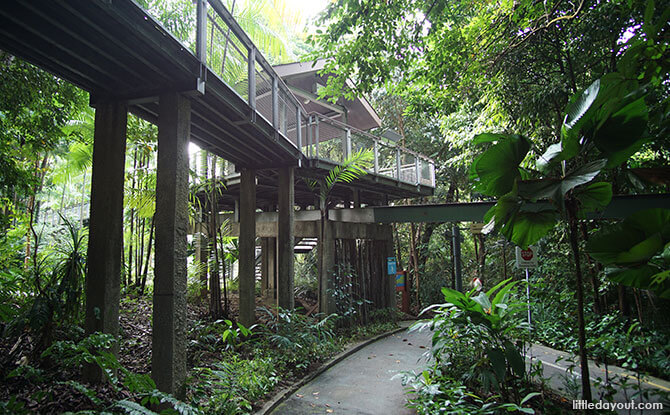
[{"xmin": 372, "ymin": 194, "xmax": 670, "ymax": 223}]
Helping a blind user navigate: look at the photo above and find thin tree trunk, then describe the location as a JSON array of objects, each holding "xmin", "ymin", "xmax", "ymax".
[
  {"xmin": 139, "ymin": 214, "xmax": 155, "ymax": 295},
  {"xmin": 567, "ymin": 198, "xmax": 593, "ymax": 402}
]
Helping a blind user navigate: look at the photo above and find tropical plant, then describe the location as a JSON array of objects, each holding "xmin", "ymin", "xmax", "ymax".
[
  {"xmin": 414, "ymin": 279, "xmax": 527, "ymax": 399},
  {"xmin": 404, "ymin": 279, "xmax": 538, "ymax": 412},
  {"xmin": 587, "ymin": 208, "xmax": 670, "ymax": 299},
  {"xmin": 469, "ymin": 44, "xmax": 654, "ymax": 397}
]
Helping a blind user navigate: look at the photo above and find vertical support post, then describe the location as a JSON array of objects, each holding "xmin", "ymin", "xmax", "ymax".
[
  {"xmin": 272, "ymin": 77, "xmax": 279, "ymax": 130},
  {"xmin": 318, "ymin": 219, "xmax": 335, "ymax": 314},
  {"xmin": 430, "ymin": 161, "xmax": 435, "ymax": 187},
  {"xmin": 195, "ymin": 0, "xmax": 206, "ymax": 62},
  {"xmin": 314, "ymin": 116, "xmax": 320, "ymax": 159},
  {"xmin": 352, "ymin": 190, "xmax": 360, "ymax": 209},
  {"xmin": 277, "ymin": 166, "xmax": 295, "ymax": 310},
  {"xmin": 415, "ymin": 156, "xmax": 420, "ymax": 185},
  {"xmin": 452, "ymin": 224, "xmax": 462, "ymax": 292},
  {"xmin": 306, "ymin": 115, "xmax": 313, "ymax": 157},
  {"xmin": 153, "ymin": 93, "xmax": 190, "ymax": 396},
  {"xmin": 238, "ymin": 169, "xmax": 256, "ymax": 327},
  {"xmin": 84, "ymin": 100, "xmax": 127, "ymax": 383},
  {"xmin": 296, "ymin": 108, "xmax": 302, "ymax": 150},
  {"xmin": 373, "ymin": 141, "xmax": 379, "ymax": 174},
  {"xmin": 260, "ymin": 238, "xmax": 270, "ymax": 297},
  {"xmin": 396, "ymin": 148, "xmax": 401, "ymax": 181},
  {"xmin": 248, "ymin": 47, "xmax": 256, "ymax": 111},
  {"xmin": 345, "ymin": 129, "xmax": 351, "ymax": 159}
]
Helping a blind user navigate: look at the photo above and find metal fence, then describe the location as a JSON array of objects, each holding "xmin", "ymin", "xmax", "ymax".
[{"xmin": 190, "ymin": 0, "xmax": 435, "ymax": 187}]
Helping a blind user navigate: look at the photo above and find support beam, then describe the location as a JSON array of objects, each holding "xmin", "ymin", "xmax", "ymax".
[
  {"xmin": 277, "ymin": 166, "xmax": 295, "ymax": 310},
  {"xmin": 84, "ymin": 100, "xmax": 127, "ymax": 383},
  {"xmin": 238, "ymin": 168, "xmax": 256, "ymax": 327},
  {"xmin": 153, "ymin": 92, "xmax": 190, "ymax": 396}
]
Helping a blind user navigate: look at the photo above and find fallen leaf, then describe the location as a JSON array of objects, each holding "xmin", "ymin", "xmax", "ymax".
[
  {"xmin": 296, "ymin": 394, "xmax": 304, "ymax": 398},
  {"xmin": 327, "ymin": 410, "xmax": 334, "ymax": 413},
  {"xmin": 313, "ymin": 392, "xmax": 319, "ymax": 395}
]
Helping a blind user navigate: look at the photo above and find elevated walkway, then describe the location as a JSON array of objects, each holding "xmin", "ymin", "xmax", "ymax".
[{"xmin": 0, "ymin": 0, "xmax": 434, "ymax": 202}]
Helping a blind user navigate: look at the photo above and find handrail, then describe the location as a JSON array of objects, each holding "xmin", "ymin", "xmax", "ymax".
[{"xmin": 193, "ymin": 0, "xmax": 435, "ymax": 188}]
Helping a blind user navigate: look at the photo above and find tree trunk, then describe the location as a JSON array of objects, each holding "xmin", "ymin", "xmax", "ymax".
[
  {"xmin": 139, "ymin": 214, "xmax": 155, "ymax": 295},
  {"xmin": 567, "ymin": 198, "xmax": 593, "ymax": 402}
]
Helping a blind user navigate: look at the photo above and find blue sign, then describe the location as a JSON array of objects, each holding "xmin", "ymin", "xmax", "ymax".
[
  {"xmin": 387, "ymin": 257, "xmax": 397, "ymax": 275},
  {"xmin": 396, "ymin": 273, "xmax": 405, "ymax": 287}
]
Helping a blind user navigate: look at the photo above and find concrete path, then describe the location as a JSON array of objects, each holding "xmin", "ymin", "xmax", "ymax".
[
  {"xmin": 270, "ymin": 323, "xmax": 432, "ymax": 415},
  {"xmin": 527, "ymin": 343, "xmax": 670, "ymax": 414}
]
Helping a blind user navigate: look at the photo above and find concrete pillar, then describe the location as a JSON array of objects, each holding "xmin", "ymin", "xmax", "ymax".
[
  {"xmin": 238, "ymin": 168, "xmax": 256, "ymax": 327},
  {"xmin": 318, "ymin": 219, "xmax": 335, "ymax": 314},
  {"xmin": 353, "ymin": 190, "xmax": 361, "ymax": 209},
  {"xmin": 277, "ymin": 166, "xmax": 295, "ymax": 310},
  {"xmin": 84, "ymin": 100, "xmax": 127, "ymax": 383},
  {"xmin": 260, "ymin": 237, "xmax": 277, "ymax": 300},
  {"xmin": 152, "ymin": 92, "xmax": 190, "ymax": 396}
]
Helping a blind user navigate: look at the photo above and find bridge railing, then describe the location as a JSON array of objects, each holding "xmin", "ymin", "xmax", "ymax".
[
  {"xmin": 304, "ymin": 113, "xmax": 435, "ymax": 187},
  {"xmin": 194, "ymin": 0, "xmax": 435, "ymax": 187}
]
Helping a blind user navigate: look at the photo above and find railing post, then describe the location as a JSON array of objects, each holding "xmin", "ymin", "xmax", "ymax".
[
  {"xmin": 396, "ymin": 148, "xmax": 401, "ymax": 181},
  {"xmin": 306, "ymin": 115, "xmax": 313, "ymax": 157},
  {"xmin": 315, "ymin": 116, "xmax": 320, "ymax": 159},
  {"xmin": 248, "ymin": 47, "xmax": 256, "ymax": 111},
  {"xmin": 296, "ymin": 107, "xmax": 302, "ymax": 150},
  {"xmin": 196, "ymin": 0, "xmax": 207, "ymax": 62},
  {"xmin": 373, "ymin": 141, "xmax": 379, "ymax": 174},
  {"xmin": 272, "ymin": 77, "xmax": 279, "ymax": 130},
  {"xmin": 415, "ymin": 157, "xmax": 420, "ymax": 185},
  {"xmin": 345, "ymin": 129, "xmax": 351, "ymax": 159}
]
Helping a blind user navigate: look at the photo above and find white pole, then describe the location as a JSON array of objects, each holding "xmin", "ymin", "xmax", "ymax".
[{"xmin": 525, "ymin": 268, "xmax": 532, "ymax": 331}]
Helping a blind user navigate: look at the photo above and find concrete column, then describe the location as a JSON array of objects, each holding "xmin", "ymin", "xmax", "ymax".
[
  {"xmin": 353, "ymin": 190, "xmax": 361, "ymax": 209},
  {"xmin": 260, "ymin": 237, "xmax": 270, "ymax": 298},
  {"xmin": 318, "ymin": 219, "xmax": 335, "ymax": 314},
  {"xmin": 84, "ymin": 100, "xmax": 127, "ymax": 383},
  {"xmin": 277, "ymin": 166, "xmax": 295, "ymax": 310},
  {"xmin": 152, "ymin": 92, "xmax": 190, "ymax": 396},
  {"xmin": 238, "ymin": 168, "xmax": 256, "ymax": 327}
]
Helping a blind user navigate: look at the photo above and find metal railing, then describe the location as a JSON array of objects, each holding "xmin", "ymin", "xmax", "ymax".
[{"xmin": 192, "ymin": 0, "xmax": 435, "ymax": 187}]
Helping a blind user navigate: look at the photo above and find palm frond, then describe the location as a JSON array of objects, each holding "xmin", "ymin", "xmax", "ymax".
[{"xmin": 322, "ymin": 149, "xmax": 374, "ymax": 200}]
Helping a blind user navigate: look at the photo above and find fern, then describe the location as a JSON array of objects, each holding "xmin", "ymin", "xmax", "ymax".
[{"xmin": 114, "ymin": 400, "xmax": 158, "ymax": 415}]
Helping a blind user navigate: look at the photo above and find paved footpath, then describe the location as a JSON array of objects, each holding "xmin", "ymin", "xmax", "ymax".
[{"xmin": 270, "ymin": 322, "xmax": 432, "ymax": 415}]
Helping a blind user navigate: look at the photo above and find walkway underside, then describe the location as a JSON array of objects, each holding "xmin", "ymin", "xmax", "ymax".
[
  {"xmin": 206, "ymin": 161, "xmax": 433, "ymax": 211},
  {"xmin": 0, "ymin": 0, "xmax": 300, "ymax": 168}
]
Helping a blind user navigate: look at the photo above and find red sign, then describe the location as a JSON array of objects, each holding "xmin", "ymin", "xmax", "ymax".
[{"xmin": 520, "ymin": 249, "xmax": 534, "ymax": 261}]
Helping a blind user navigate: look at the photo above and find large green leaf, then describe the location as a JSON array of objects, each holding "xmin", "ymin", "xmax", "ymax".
[
  {"xmin": 536, "ymin": 143, "xmax": 563, "ymax": 172},
  {"xmin": 518, "ymin": 160, "xmax": 606, "ymax": 204},
  {"xmin": 574, "ymin": 182, "xmax": 612, "ymax": 213},
  {"xmin": 559, "ymin": 79, "xmax": 601, "ymax": 159},
  {"xmin": 606, "ymin": 265, "xmax": 670, "ymax": 299},
  {"xmin": 587, "ymin": 208, "xmax": 670, "ymax": 265},
  {"xmin": 471, "ymin": 134, "xmax": 531, "ymax": 197},
  {"xmin": 487, "ymin": 348, "xmax": 507, "ymax": 381},
  {"xmin": 593, "ymin": 97, "xmax": 649, "ymax": 168},
  {"xmin": 504, "ymin": 341, "xmax": 525, "ymax": 378},
  {"xmin": 498, "ymin": 208, "xmax": 558, "ymax": 249}
]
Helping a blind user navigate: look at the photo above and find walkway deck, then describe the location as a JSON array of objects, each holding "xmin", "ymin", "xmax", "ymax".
[{"xmin": 0, "ymin": 0, "xmax": 434, "ymax": 202}]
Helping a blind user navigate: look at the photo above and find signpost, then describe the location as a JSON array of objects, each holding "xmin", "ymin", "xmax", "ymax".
[
  {"xmin": 515, "ymin": 246, "xmax": 538, "ymax": 331},
  {"xmin": 387, "ymin": 257, "xmax": 397, "ymax": 275}
]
